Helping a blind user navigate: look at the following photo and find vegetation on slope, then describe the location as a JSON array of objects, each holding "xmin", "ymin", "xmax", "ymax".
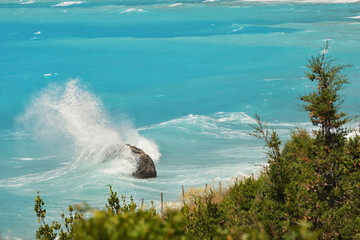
[{"xmin": 34, "ymin": 44, "xmax": 360, "ymax": 239}]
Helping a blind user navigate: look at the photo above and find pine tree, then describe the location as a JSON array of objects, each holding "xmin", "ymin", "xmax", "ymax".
[
  {"xmin": 300, "ymin": 41, "xmax": 351, "ymax": 147},
  {"xmin": 300, "ymin": 42, "xmax": 354, "ymax": 212}
]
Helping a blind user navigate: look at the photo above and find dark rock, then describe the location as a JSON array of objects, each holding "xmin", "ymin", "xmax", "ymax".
[
  {"xmin": 127, "ymin": 144, "xmax": 157, "ymax": 179},
  {"xmin": 102, "ymin": 143, "xmax": 157, "ymax": 179}
]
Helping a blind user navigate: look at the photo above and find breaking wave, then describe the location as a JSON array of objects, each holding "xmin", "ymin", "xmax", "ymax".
[{"xmin": 9, "ymin": 79, "xmax": 160, "ymax": 185}]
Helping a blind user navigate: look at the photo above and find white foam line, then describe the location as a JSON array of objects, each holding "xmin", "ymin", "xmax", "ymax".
[
  {"xmin": 348, "ymin": 15, "xmax": 360, "ymax": 19},
  {"xmin": 138, "ymin": 112, "xmax": 313, "ymax": 134},
  {"xmin": 13, "ymin": 157, "xmax": 34, "ymax": 161},
  {"xmin": 52, "ymin": 1, "xmax": 83, "ymax": 7},
  {"xmin": 37, "ymin": 155, "xmax": 59, "ymax": 160},
  {"xmin": 233, "ymin": 27, "xmax": 244, "ymax": 32},
  {"xmin": 120, "ymin": 8, "xmax": 145, "ymax": 14},
  {"xmin": 20, "ymin": 0, "xmax": 35, "ymax": 4},
  {"xmin": 264, "ymin": 78, "xmax": 283, "ymax": 81},
  {"xmin": 60, "ymin": 162, "xmax": 72, "ymax": 165},
  {"xmin": 168, "ymin": 3, "xmax": 183, "ymax": 7}
]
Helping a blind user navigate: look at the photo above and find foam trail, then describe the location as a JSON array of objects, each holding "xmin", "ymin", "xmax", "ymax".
[
  {"xmin": 20, "ymin": 0, "xmax": 35, "ymax": 4},
  {"xmin": 52, "ymin": 1, "xmax": 83, "ymax": 7},
  {"xmin": 120, "ymin": 8, "xmax": 145, "ymax": 14},
  {"xmin": 168, "ymin": 3, "xmax": 183, "ymax": 7},
  {"xmin": 17, "ymin": 79, "xmax": 160, "ymax": 178}
]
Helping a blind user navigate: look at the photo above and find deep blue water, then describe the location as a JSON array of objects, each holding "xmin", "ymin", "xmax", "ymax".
[{"xmin": 0, "ymin": 0, "xmax": 360, "ymax": 238}]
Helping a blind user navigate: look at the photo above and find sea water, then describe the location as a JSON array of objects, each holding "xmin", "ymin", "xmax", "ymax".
[{"xmin": 0, "ymin": 0, "xmax": 359, "ymax": 238}]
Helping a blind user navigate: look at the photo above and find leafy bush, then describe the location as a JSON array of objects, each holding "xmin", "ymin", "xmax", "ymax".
[{"xmin": 34, "ymin": 191, "xmax": 82, "ymax": 240}]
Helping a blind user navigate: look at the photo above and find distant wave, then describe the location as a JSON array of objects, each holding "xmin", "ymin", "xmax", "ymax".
[
  {"xmin": 141, "ymin": 112, "xmax": 256, "ymax": 130},
  {"xmin": 139, "ymin": 112, "xmax": 310, "ymax": 140},
  {"xmin": 13, "ymin": 157, "xmax": 34, "ymax": 161},
  {"xmin": 0, "ymin": 130, "xmax": 31, "ymax": 140},
  {"xmin": 52, "ymin": 1, "xmax": 83, "ymax": 7},
  {"xmin": 120, "ymin": 8, "xmax": 145, "ymax": 14},
  {"xmin": 232, "ymin": 27, "xmax": 244, "ymax": 32},
  {"xmin": 168, "ymin": 3, "xmax": 183, "ymax": 7},
  {"xmin": 20, "ymin": 0, "xmax": 34, "ymax": 4},
  {"xmin": 263, "ymin": 78, "xmax": 283, "ymax": 82},
  {"xmin": 12, "ymin": 155, "xmax": 58, "ymax": 161}
]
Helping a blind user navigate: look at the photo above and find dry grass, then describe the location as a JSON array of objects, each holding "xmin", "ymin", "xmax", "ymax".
[{"xmin": 163, "ymin": 177, "xmax": 245, "ymax": 212}]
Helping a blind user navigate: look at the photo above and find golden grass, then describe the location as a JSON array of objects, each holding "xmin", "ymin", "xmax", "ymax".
[{"xmin": 163, "ymin": 177, "xmax": 245, "ymax": 212}]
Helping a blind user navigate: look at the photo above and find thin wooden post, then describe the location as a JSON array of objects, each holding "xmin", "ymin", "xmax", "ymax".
[
  {"xmin": 205, "ymin": 184, "xmax": 208, "ymax": 191},
  {"xmin": 182, "ymin": 185, "xmax": 185, "ymax": 203},
  {"xmin": 219, "ymin": 182, "xmax": 222, "ymax": 192},
  {"xmin": 141, "ymin": 198, "xmax": 144, "ymax": 210},
  {"xmin": 252, "ymin": 173, "xmax": 254, "ymax": 179},
  {"xmin": 161, "ymin": 192, "xmax": 164, "ymax": 216}
]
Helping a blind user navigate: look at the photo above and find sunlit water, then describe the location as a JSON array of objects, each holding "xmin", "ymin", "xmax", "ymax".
[{"xmin": 0, "ymin": 0, "xmax": 359, "ymax": 238}]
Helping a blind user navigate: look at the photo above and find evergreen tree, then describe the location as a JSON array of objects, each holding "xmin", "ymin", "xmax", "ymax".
[{"xmin": 300, "ymin": 41, "xmax": 351, "ymax": 147}]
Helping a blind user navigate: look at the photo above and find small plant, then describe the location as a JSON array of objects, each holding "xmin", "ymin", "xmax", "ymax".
[
  {"xmin": 106, "ymin": 184, "xmax": 137, "ymax": 214},
  {"xmin": 34, "ymin": 191, "xmax": 82, "ymax": 240},
  {"xmin": 59, "ymin": 205, "xmax": 82, "ymax": 239},
  {"xmin": 249, "ymin": 114, "xmax": 281, "ymax": 163},
  {"xmin": 34, "ymin": 191, "xmax": 61, "ymax": 239}
]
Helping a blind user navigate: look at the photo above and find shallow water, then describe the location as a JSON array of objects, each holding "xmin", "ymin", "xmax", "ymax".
[{"xmin": 0, "ymin": 0, "xmax": 360, "ymax": 238}]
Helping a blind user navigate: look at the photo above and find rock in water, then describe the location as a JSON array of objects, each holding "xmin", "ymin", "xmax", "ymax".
[
  {"xmin": 127, "ymin": 144, "xmax": 157, "ymax": 179},
  {"xmin": 102, "ymin": 144, "xmax": 157, "ymax": 179}
]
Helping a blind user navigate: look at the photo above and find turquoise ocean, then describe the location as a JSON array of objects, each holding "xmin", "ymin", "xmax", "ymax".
[{"xmin": 0, "ymin": 0, "xmax": 359, "ymax": 238}]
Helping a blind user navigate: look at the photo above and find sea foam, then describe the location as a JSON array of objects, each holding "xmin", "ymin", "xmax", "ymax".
[
  {"xmin": 52, "ymin": 1, "xmax": 83, "ymax": 7},
  {"xmin": 20, "ymin": 0, "xmax": 34, "ymax": 4},
  {"xmin": 120, "ymin": 8, "xmax": 145, "ymax": 14},
  {"xmin": 168, "ymin": 3, "xmax": 183, "ymax": 7},
  {"xmin": 17, "ymin": 79, "xmax": 160, "ymax": 177}
]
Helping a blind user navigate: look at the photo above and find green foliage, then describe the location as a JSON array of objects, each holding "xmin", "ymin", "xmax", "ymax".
[
  {"xmin": 74, "ymin": 185, "xmax": 186, "ymax": 239},
  {"xmin": 34, "ymin": 191, "xmax": 61, "ymax": 239},
  {"xmin": 300, "ymin": 41, "xmax": 351, "ymax": 143},
  {"xmin": 34, "ymin": 191, "xmax": 82, "ymax": 240},
  {"xmin": 106, "ymin": 184, "xmax": 137, "ymax": 214},
  {"xmin": 73, "ymin": 207, "xmax": 186, "ymax": 240},
  {"xmin": 59, "ymin": 205, "xmax": 82, "ymax": 239},
  {"xmin": 249, "ymin": 114, "xmax": 281, "ymax": 162},
  {"xmin": 182, "ymin": 191, "xmax": 228, "ymax": 239}
]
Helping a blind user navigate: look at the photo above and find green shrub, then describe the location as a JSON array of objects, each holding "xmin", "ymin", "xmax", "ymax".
[{"xmin": 73, "ymin": 208, "xmax": 186, "ymax": 240}]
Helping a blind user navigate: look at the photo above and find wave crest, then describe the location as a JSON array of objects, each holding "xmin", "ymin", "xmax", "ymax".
[{"xmin": 17, "ymin": 79, "xmax": 160, "ymax": 176}]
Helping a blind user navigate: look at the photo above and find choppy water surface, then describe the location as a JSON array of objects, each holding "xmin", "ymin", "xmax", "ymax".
[{"xmin": 0, "ymin": 0, "xmax": 359, "ymax": 238}]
